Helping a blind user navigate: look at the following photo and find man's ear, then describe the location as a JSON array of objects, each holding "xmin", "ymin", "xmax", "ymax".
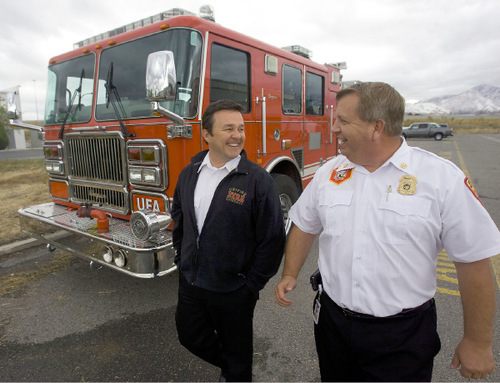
[
  {"xmin": 202, "ymin": 128, "xmax": 211, "ymax": 144},
  {"xmin": 372, "ymin": 119, "xmax": 386, "ymax": 140}
]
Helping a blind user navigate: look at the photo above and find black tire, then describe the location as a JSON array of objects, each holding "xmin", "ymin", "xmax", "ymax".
[
  {"xmin": 434, "ymin": 133, "xmax": 443, "ymax": 140},
  {"xmin": 272, "ymin": 173, "xmax": 300, "ymax": 235}
]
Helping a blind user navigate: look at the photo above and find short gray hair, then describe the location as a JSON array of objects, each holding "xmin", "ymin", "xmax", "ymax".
[{"xmin": 336, "ymin": 82, "xmax": 405, "ymax": 136}]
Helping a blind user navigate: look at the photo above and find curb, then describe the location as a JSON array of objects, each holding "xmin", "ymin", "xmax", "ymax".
[
  {"xmin": 0, "ymin": 232, "xmax": 67, "ymax": 257},
  {"xmin": 0, "ymin": 238, "xmax": 46, "ymax": 257}
]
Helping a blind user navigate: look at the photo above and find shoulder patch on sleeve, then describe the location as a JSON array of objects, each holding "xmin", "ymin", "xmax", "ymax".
[
  {"xmin": 464, "ymin": 177, "xmax": 483, "ymax": 206},
  {"xmin": 329, "ymin": 167, "xmax": 353, "ymax": 185}
]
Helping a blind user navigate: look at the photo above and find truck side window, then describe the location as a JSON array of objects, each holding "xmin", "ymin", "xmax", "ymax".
[
  {"xmin": 282, "ymin": 64, "xmax": 302, "ymax": 114},
  {"xmin": 306, "ymin": 72, "xmax": 324, "ymax": 116},
  {"xmin": 210, "ymin": 43, "xmax": 251, "ymax": 112}
]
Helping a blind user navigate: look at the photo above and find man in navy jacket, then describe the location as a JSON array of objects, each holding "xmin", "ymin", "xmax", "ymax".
[{"xmin": 172, "ymin": 99, "xmax": 286, "ymax": 381}]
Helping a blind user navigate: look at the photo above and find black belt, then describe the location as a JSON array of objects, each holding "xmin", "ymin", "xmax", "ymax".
[{"xmin": 330, "ymin": 296, "xmax": 435, "ymax": 321}]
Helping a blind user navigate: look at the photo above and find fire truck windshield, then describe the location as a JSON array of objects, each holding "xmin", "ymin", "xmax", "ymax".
[
  {"xmin": 44, "ymin": 54, "xmax": 95, "ymax": 125},
  {"xmin": 96, "ymin": 28, "xmax": 203, "ymax": 121}
]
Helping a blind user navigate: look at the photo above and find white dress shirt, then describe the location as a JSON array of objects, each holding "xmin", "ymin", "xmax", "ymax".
[
  {"xmin": 194, "ymin": 153, "xmax": 241, "ymax": 234},
  {"xmin": 290, "ymin": 139, "xmax": 500, "ymax": 317}
]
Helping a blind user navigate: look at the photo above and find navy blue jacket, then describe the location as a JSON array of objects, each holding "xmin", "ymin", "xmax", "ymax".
[{"xmin": 172, "ymin": 150, "xmax": 286, "ymax": 294}]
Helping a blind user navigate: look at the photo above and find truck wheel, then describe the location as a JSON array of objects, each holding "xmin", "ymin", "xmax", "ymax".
[
  {"xmin": 434, "ymin": 133, "xmax": 443, "ymax": 140},
  {"xmin": 272, "ymin": 174, "xmax": 300, "ymax": 235}
]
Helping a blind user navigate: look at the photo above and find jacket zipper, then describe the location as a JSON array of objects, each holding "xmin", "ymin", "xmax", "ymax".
[{"xmin": 191, "ymin": 235, "xmax": 200, "ymax": 285}]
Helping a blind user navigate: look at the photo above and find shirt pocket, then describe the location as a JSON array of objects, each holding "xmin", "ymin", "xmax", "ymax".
[
  {"xmin": 319, "ymin": 190, "xmax": 353, "ymax": 236},
  {"xmin": 379, "ymin": 194, "xmax": 432, "ymax": 244}
]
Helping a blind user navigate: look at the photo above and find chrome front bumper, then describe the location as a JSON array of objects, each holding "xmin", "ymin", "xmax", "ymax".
[{"xmin": 18, "ymin": 203, "xmax": 177, "ymax": 278}]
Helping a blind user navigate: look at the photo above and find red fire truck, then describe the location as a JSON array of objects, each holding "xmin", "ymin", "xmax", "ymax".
[{"xmin": 18, "ymin": 7, "xmax": 345, "ymax": 277}]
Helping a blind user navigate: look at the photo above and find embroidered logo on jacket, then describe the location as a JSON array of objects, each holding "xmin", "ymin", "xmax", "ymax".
[{"xmin": 226, "ymin": 187, "xmax": 247, "ymax": 205}]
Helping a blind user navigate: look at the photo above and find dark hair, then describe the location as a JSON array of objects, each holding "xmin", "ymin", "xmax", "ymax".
[
  {"xmin": 336, "ymin": 82, "xmax": 405, "ymax": 136},
  {"xmin": 202, "ymin": 99, "xmax": 244, "ymax": 135}
]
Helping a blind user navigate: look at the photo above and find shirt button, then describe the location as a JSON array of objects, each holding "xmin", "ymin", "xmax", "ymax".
[{"xmin": 355, "ymin": 283, "xmax": 360, "ymax": 287}]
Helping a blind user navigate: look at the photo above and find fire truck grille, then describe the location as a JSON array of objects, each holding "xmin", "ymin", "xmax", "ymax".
[
  {"xmin": 72, "ymin": 184, "xmax": 127, "ymax": 212},
  {"xmin": 65, "ymin": 133, "xmax": 129, "ymax": 214},
  {"xmin": 66, "ymin": 134, "xmax": 125, "ymax": 183}
]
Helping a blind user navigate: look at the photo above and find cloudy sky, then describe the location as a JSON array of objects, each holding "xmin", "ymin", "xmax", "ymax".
[{"xmin": 1, "ymin": 0, "xmax": 499, "ymax": 120}]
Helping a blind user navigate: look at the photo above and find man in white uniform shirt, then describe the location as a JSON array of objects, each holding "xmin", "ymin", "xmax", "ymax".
[{"xmin": 275, "ymin": 82, "xmax": 500, "ymax": 381}]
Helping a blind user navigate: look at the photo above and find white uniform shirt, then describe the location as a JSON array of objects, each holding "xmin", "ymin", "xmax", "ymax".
[
  {"xmin": 194, "ymin": 153, "xmax": 241, "ymax": 234},
  {"xmin": 290, "ymin": 139, "xmax": 500, "ymax": 317}
]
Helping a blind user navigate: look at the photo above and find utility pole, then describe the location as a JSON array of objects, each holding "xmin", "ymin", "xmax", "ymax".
[{"xmin": 33, "ymin": 79, "xmax": 39, "ymax": 121}]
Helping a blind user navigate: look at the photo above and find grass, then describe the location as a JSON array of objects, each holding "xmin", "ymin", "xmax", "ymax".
[
  {"xmin": 404, "ymin": 115, "xmax": 500, "ymax": 133},
  {"xmin": 0, "ymin": 158, "xmax": 51, "ymax": 245}
]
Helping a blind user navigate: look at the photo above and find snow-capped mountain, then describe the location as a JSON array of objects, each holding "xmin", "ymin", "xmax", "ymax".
[{"xmin": 406, "ymin": 84, "xmax": 500, "ymax": 115}]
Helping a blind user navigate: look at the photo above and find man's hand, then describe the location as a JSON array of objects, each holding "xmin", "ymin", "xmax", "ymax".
[
  {"xmin": 275, "ymin": 275, "xmax": 297, "ymax": 306},
  {"xmin": 451, "ymin": 337, "xmax": 495, "ymax": 379},
  {"xmin": 452, "ymin": 259, "xmax": 496, "ymax": 380}
]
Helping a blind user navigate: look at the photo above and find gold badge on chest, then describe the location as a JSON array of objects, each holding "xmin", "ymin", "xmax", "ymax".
[{"xmin": 398, "ymin": 175, "xmax": 417, "ymax": 195}]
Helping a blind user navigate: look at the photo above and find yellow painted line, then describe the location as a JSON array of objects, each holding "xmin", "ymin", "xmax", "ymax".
[
  {"xmin": 436, "ymin": 249, "xmax": 459, "ymax": 296},
  {"xmin": 453, "ymin": 140, "xmax": 500, "ymax": 290},
  {"xmin": 436, "ymin": 287, "xmax": 460, "ymax": 296},
  {"xmin": 437, "ymin": 260, "xmax": 455, "ymax": 267},
  {"xmin": 490, "ymin": 254, "xmax": 500, "ymax": 292},
  {"xmin": 453, "ymin": 140, "xmax": 471, "ymax": 179},
  {"xmin": 436, "ymin": 267, "xmax": 457, "ymax": 274},
  {"xmin": 437, "ymin": 274, "xmax": 458, "ymax": 284}
]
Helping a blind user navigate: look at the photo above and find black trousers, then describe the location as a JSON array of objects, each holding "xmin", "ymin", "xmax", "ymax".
[
  {"xmin": 175, "ymin": 273, "xmax": 258, "ymax": 382},
  {"xmin": 314, "ymin": 292, "xmax": 441, "ymax": 382}
]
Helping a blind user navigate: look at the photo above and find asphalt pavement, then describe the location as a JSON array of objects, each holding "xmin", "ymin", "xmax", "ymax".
[{"xmin": 0, "ymin": 147, "xmax": 43, "ymax": 160}]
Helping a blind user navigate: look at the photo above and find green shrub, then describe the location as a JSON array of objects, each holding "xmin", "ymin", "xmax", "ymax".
[
  {"xmin": 0, "ymin": 105, "xmax": 9, "ymax": 150},
  {"xmin": 0, "ymin": 127, "xmax": 8, "ymax": 150}
]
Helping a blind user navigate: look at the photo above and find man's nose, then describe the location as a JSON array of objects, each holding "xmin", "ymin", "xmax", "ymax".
[
  {"xmin": 332, "ymin": 119, "xmax": 341, "ymax": 133},
  {"xmin": 232, "ymin": 130, "xmax": 244, "ymax": 139}
]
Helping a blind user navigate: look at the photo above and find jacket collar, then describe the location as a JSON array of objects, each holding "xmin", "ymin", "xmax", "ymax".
[{"xmin": 191, "ymin": 149, "xmax": 249, "ymax": 174}]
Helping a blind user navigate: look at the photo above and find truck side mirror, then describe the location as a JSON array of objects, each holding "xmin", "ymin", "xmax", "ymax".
[{"xmin": 146, "ymin": 51, "xmax": 177, "ymax": 101}]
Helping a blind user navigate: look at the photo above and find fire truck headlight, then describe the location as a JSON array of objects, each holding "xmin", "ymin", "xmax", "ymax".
[
  {"xmin": 43, "ymin": 143, "xmax": 63, "ymax": 159},
  {"xmin": 45, "ymin": 160, "xmax": 65, "ymax": 175},
  {"xmin": 130, "ymin": 210, "xmax": 172, "ymax": 241},
  {"xmin": 114, "ymin": 250, "xmax": 127, "ymax": 268},
  {"xmin": 128, "ymin": 166, "xmax": 161, "ymax": 186},
  {"xmin": 129, "ymin": 167, "xmax": 143, "ymax": 182},
  {"xmin": 142, "ymin": 168, "xmax": 158, "ymax": 183},
  {"xmin": 103, "ymin": 246, "xmax": 113, "ymax": 263},
  {"xmin": 127, "ymin": 144, "xmax": 160, "ymax": 164}
]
